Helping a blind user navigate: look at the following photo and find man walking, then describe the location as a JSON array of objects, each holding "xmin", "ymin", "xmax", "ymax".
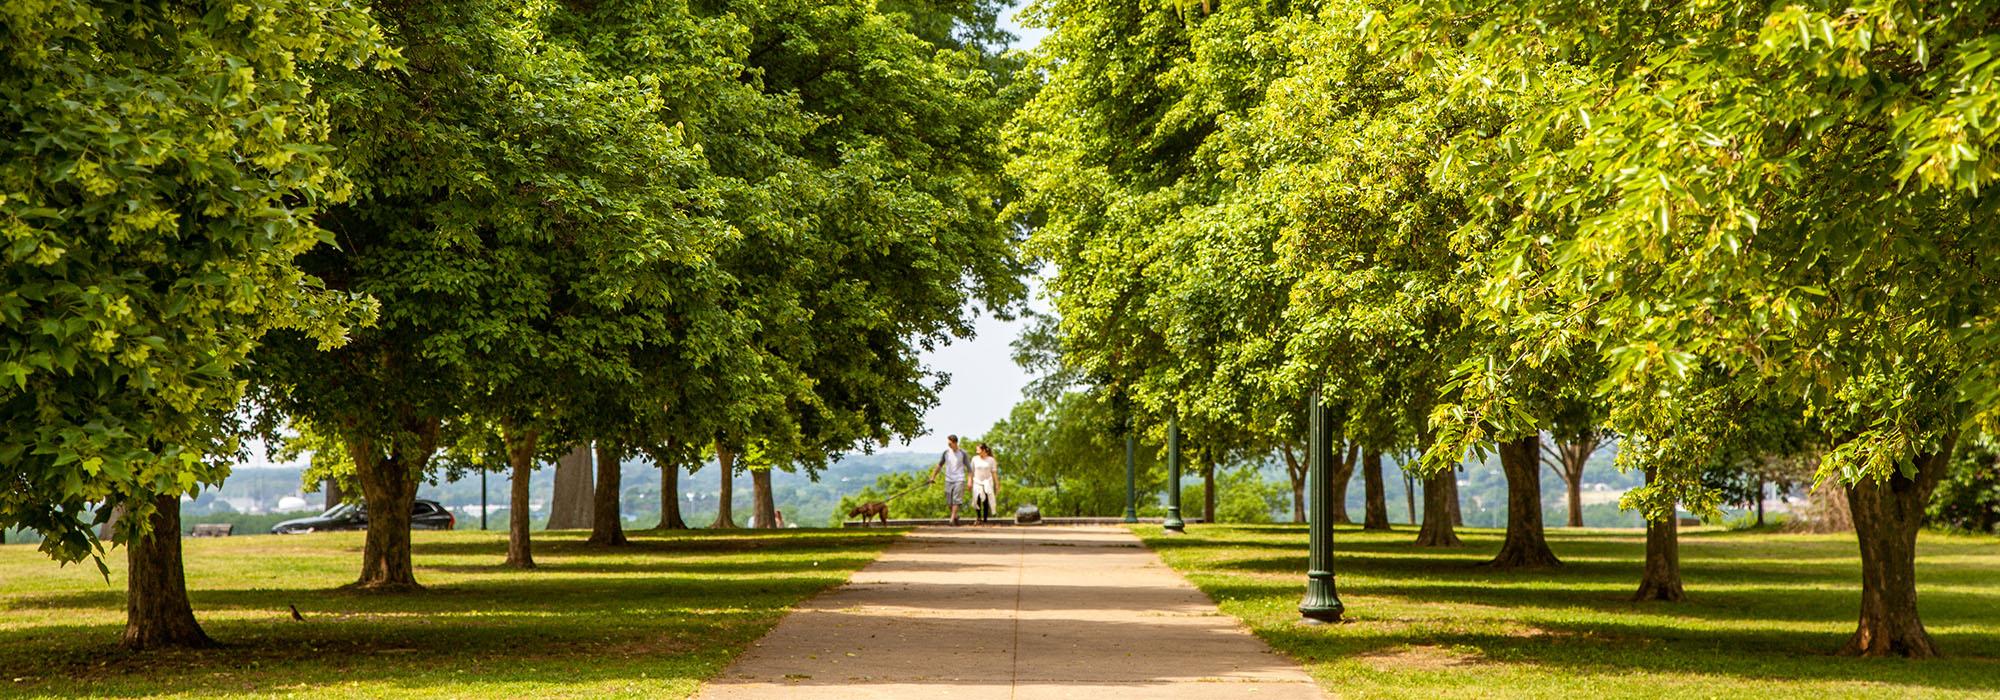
[{"xmin": 929, "ymin": 435, "xmax": 972, "ymax": 526}]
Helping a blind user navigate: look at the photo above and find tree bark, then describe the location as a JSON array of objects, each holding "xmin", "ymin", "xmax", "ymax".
[
  {"xmin": 1565, "ymin": 477, "xmax": 1583, "ymax": 527},
  {"xmin": 710, "ymin": 441, "xmax": 737, "ymax": 529},
  {"xmin": 1633, "ymin": 469, "xmax": 1686, "ymax": 601},
  {"xmin": 546, "ymin": 445, "xmax": 593, "ymax": 530},
  {"xmin": 1447, "ymin": 467, "xmax": 1463, "ymax": 527},
  {"xmin": 1202, "ymin": 455, "xmax": 1216, "ymax": 523},
  {"xmin": 1361, "ymin": 448, "xmax": 1390, "ymax": 530},
  {"xmin": 751, "ymin": 468, "xmax": 778, "ymax": 528},
  {"xmin": 1281, "ymin": 443, "xmax": 1307, "ymax": 524},
  {"xmin": 502, "ymin": 423, "xmax": 538, "ymax": 568},
  {"xmin": 652, "ymin": 446, "xmax": 688, "ymax": 530},
  {"xmin": 589, "ymin": 442, "xmax": 628, "ymax": 545},
  {"xmin": 346, "ymin": 419, "xmax": 435, "ymax": 591},
  {"xmin": 1414, "ymin": 471, "xmax": 1462, "ymax": 547},
  {"xmin": 1840, "ymin": 440, "xmax": 1954, "ymax": 658},
  {"xmin": 325, "ymin": 478, "xmax": 343, "ymax": 510},
  {"xmin": 1489, "ymin": 434, "xmax": 1561, "ymax": 569},
  {"xmin": 1328, "ymin": 442, "xmax": 1359, "ymax": 525},
  {"xmin": 122, "ymin": 495, "xmax": 212, "ymax": 649},
  {"xmin": 1754, "ymin": 475, "xmax": 1766, "ymax": 527}
]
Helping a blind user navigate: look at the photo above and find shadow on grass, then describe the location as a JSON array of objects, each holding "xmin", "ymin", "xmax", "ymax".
[
  {"xmin": 1143, "ymin": 527, "xmax": 2000, "ymax": 695},
  {"xmin": 0, "ymin": 531, "xmax": 900, "ymax": 697}
]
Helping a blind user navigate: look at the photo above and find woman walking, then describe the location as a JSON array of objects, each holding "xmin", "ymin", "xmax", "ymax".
[{"xmin": 970, "ymin": 444, "xmax": 1000, "ymax": 525}]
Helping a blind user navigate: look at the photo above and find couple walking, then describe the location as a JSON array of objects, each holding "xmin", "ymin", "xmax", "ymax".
[{"xmin": 929, "ymin": 435, "xmax": 999, "ymax": 525}]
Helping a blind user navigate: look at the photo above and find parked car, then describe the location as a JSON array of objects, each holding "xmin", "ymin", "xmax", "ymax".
[{"xmin": 271, "ymin": 499, "xmax": 455, "ymax": 534}]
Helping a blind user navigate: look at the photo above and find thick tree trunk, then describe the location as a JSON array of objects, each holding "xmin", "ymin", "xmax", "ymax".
[
  {"xmin": 589, "ymin": 442, "xmax": 628, "ymax": 545},
  {"xmin": 1281, "ymin": 443, "xmax": 1307, "ymax": 524},
  {"xmin": 710, "ymin": 442, "xmax": 737, "ymax": 529},
  {"xmin": 325, "ymin": 479, "xmax": 343, "ymax": 510},
  {"xmin": 1489, "ymin": 434, "xmax": 1561, "ymax": 569},
  {"xmin": 1361, "ymin": 448, "xmax": 1390, "ymax": 530},
  {"xmin": 657, "ymin": 453, "xmax": 688, "ymax": 530},
  {"xmin": 502, "ymin": 423, "xmax": 538, "ymax": 568},
  {"xmin": 1202, "ymin": 457, "xmax": 1216, "ymax": 523},
  {"xmin": 1329, "ymin": 442, "xmax": 1359, "ymax": 525},
  {"xmin": 1840, "ymin": 442, "xmax": 1953, "ymax": 658},
  {"xmin": 751, "ymin": 469, "xmax": 778, "ymax": 528},
  {"xmin": 1414, "ymin": 471, "xmax": 1462, "ymax": 547},
  {"xmin": 546, "ymin": 445, "xmax": 593, "ymax": 530},
  {"xmin": 1633, "ymin": 469, "xmax": 1685, "ymax": 601},
  {"xmin": 1447, "ymin": 467, "xmax": 1463, "ymax": 527},
  {"xmin": 122, "ymin": 495, "xmax": 212, "ymax": 649},
  {"xmin": 347, "ymin": 421, "xmax": 435, "ymax": 591},
  {"xmin": 1566, "ymin": 479, "xmax": 1584, "ymax": 527}
]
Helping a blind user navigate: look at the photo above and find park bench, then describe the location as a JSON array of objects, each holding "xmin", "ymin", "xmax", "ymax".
[{"xmin": 188, "ymin": 524, "xmax": 233, "ymax": 538}]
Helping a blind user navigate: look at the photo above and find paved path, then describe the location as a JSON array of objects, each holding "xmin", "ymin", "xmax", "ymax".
[{"xmin": 695, "ymin": 526, "xmax": 1323, "ymax": 699}]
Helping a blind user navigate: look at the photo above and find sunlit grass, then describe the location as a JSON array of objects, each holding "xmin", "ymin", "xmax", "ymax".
[
  {"xmin": 1137, "ymin": 524, "xmax": 2000, "ymax": 699},
  {"xmin": 0, "ymin": 528, "xmax": 899, "ymax": 698}
]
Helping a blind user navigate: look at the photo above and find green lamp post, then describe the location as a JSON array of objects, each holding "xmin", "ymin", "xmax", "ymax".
[
  {"xmin": 1299, "ymin": 382, "xmax": 1345, "ymax": 623},
  {"xmin": 1164, "ymin": 415, "xmax": 1185, "ymax": 533},
  {"xmin": 1122, "ymin": 427, "xmax": 1139, "ymax": 524}
]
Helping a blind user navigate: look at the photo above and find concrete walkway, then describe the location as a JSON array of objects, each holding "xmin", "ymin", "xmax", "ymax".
[{"xmin": 695, "ymin": 526, "xmax": 1323, "ymax": 699}]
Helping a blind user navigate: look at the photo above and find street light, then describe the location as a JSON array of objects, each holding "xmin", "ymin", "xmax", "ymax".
[
  {"xmin": 1299, "ymin": 382, "xmax": 1344, "ymax": 623},
  {"xmin": 1164, "ymin": 415, "xmax": 1185, "ymax": 533}
]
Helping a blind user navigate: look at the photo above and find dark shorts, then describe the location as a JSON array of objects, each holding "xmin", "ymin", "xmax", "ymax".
[{"xmin": 945, "ymin": 480, "xmax": 965, "ymax": 508}]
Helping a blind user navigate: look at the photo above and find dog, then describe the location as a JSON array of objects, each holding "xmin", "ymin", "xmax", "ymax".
[{"xmin": 847, "ymin": 501, "xmax": 890, "ymax": 526}]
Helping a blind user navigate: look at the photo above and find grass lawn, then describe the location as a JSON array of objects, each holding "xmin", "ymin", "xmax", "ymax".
[
  {"xmin": 0, "ymin": 528, "xmax": 900, "ymax": 698},
  {"xmin": 1136, "ymin": 524, "xmax": 2000, "ymax": 699}
]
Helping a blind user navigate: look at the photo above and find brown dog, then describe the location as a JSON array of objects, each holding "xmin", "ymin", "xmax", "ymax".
[{"xmin": 847, "ymin": 501, "xmax": 890, "ymax": 526}]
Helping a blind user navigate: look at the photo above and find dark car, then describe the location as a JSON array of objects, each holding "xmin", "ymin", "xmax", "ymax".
[{"xmin": 271, "ymin": 499, "xmax": 455, "ymax": 534}]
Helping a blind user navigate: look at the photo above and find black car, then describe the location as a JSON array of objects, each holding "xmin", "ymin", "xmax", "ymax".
[{"xmin": 271, "ymin": 499, "xmax": 456, "ymax": 534}]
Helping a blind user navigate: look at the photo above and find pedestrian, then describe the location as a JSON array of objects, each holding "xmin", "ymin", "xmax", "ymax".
[
  {"xmin": 928, "ymin": 435, "xmax": 972, "ymax": 525},
  {"xmin": 970, "ymin": 443, "xmax": 999, "ymax": 525}
]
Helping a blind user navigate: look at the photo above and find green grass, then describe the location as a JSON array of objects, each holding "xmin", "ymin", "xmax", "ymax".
[
  {"xmin": 1135, "ymin": 524, "xmax": 2000, "ymax": 699},
  {"xmin": 0, "ymin": 528, "xmax": 900, "ymax": 698}
]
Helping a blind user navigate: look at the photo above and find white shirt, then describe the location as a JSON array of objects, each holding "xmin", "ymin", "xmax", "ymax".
[
  {"xmin": 942, "ymin": 448, "xmax": 969, "ymax": 481},
  {"xmin": 971, "ymin": 455, "xmax": 997, "ymax": 484}
]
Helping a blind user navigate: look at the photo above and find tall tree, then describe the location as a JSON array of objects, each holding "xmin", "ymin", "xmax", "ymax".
[
  {"xmin": 1395, "ymin": 0, "xmax": 2000, "ymax": 656},
  {"xmin": 253, "ymin": 0, "xmax": 733, "ymax": 589},
  {"xmin": 0, "ymin": 0, "xmax": 388, "ymax": 647}
]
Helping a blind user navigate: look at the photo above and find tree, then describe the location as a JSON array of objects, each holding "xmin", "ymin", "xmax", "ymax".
[
  {"xmin": 0, "ymin": 0, "xmax": 389, "ymax": 647},
  {"xmin": 252, "ymin": 0, "xmax": 732, "ymax": 588},
  {"xmin": 1391, "ymin": 0, "xmax": 2000, "ymax": 655},
  {"xmin": 1545, "ymin": 432, "xmax": 1606, "ymax": 528}
]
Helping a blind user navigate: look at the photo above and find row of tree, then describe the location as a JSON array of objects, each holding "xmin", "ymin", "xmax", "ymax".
[
  {"xmin": 1007, "ymin": 0, "xmax": 2000, "ymax": 658},
  {"xmin": 3, "ymin": 0, "xmax": 1024, "ymax": 650}
]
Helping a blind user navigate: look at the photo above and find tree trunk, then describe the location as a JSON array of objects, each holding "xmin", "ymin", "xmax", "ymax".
[
  {"xmin": 1754, "ymin": 475, "xmax": 1766, "ymax": 527},
  {"xmin": 1414, "ymin": 471, "xmax": 1462, "ymax": 547},
  {"xmin": 589, "ymin": 442, "xmax": 628, "ymax": 545},
  {"xmin": 1329, "ymin": 442, "xmax": 1359, "ymax": 525},
  {"xmin": 1565, "ymin": 476, "xmax": 1584, "ymax": 527},
  {"xmin": 1202, "ymin": 456, "xmax": 1216, "ymax": 524},
  {"xmin": 502, "ymin": 423, "xmax": 538, "ymax": 568},
  {"xmin": 750, "ymin": 468, "xmax": 778, "ymax": 528},
  {"xmin": 1633, "ymin": 469, "xmax": 1686, "ymax": 601},
  {"xmin": 1281, "ymin": 443, "xmax": 1307, "ymax": 524},
  {"xmin": 1361, "ymin": 448, "xmax": 1390, "ymax": 530},
  {"xmin": 1489, "ymin": 434, "xmax": 1561, "ymax": 569},
  {"xmin": 325, "ymin": 479, "xmax": 343, "ymax": 510},
  {"xmin": 122, "ymin": 495, "xmax": 212, "ymax": 649},
  {"xmin": 710, "ymin": 442, "xmax": 737, "ymax": 529},
  {"xmin": 1840, "ymin": 441, "xmax": 1953, "ymax": 658},
  {"xmin": 546, "ymin": 445, "xmax": 593, "ymax": 530},
  {"xmin": 347, "ymin": 421, "xmax": 435, "ymax": 591},
  {"xmin": 655, "ymin": 450, "xmax": 688, "ymax": 530},
  {"xmin": 1447, "ymin": 467, "xmax": 1463, "ymax": 527}
]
